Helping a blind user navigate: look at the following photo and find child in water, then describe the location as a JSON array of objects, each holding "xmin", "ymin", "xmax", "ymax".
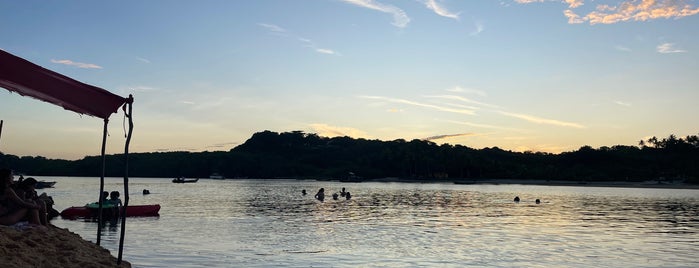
[
  {"xmin": 109, "ymin": 191, "xmax": 122, "ymax": 207},
  {"xmin": 109, "ymin": 191, "xmax": 122, "ymax": 219}
]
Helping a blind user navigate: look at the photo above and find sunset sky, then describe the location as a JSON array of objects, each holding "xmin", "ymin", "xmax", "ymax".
[{"xmin": 1, "ymin": 0, "xmax": 698, "ymax": 160}]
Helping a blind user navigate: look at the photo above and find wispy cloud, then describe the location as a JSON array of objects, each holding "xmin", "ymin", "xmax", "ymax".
[
  {"xmin": 614, "ymin": 100, "xmax": 632, "ymax": 107},
  {"xmin": 446, "ymin": 86, "xmax": 486, "ymax": 96},
  {"xmin": 50, "ymin": 59, "xmax": 102, "ymax": 69},
  {"xmin": 361, "ymin": 95, "xmax": 476, "ymax": 114},
  {"xmin": 657, "ymin": 43, "xmax": 687, "ymax": 53},
  {"xmin": 309, "ymin": 123, "xmax": 371, "ymax": 139},
  {"xmin": 423, "ymin": 133, "xmax": 475, "ymax": 141},
  {"xmin": 315, "ymin": 48, "xmax": 338, "ymax": 55},
  {"xmin": 136, "ymin": 57, "xmax": 151, "ymax": 63},
  {"xmin": 117, "ymin": 85, "xmax": 158, "ymax": 94},
  {"xmin": 443, "ymin": 119, "xmax": 517, "ymax": 131},
  {"xmin": 259, "ymin": 23, "xmax": 340, "ymax": 55},
  {"xmin": 470, "ymin": 21, "xmax": 484, "ymax": 36},
  {"xmin": 426, "ymin": 95, "xmax": 501, "ymax": 109},
  {"xmin": 517, "ymin": 0, "xmax": 699, "ymax": 25},
  {"xmin": 258, "ymin": 23, "xmax": 286, "ymax": 33},
  {"xmin": 421, "ymin": 0, "xmax": 460, "ymax": 19},
  {"xmin": 340, "ymin": 0, "xmax": 411, "ymax": 28},
  {"xmin": 615, "ymin": 45, "xmax": 632, "ymax": 52},
  {"xmin": 498, "ymin": 111, "xmax": 586, "ymax": 128}
]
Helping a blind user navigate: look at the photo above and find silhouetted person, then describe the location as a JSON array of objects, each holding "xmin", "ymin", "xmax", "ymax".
[
  {"xmin": 302, "ymin": 189, "xmax": 307, "ymax": 196},
  {"xmin": 340, "ymin": 187, "xmax": 346, "ymax": 197},
  {"xmin": 345, "ymin": 192, "xmax": 351, "ymax": 200},
  {"xmin": 332, "ymin": 193, "xmax": 339, "ymax": 200},
  {"xmin": 143, "ymin": 189, "xmax": 150, "ymax": 195},
  {"xmin": 535, "ymin": 199, "xmax": 540, "ymax": 204},
  {"xmin": 514, "ymin": 196, "xmax": 520, "ymax": 202},
  {"xmin": 315, "ymin": 188, "xmax": 325, "ymax": 202}
]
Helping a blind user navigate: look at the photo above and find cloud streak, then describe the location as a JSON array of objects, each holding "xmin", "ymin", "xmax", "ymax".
[
  {"xmin": 341, "ymin": 0, "xmax": 410, "ymax": 28},
  {"xmin": 426, "ymin": 95, "xmax": 501, "ymax": 109},
  {"xmin": 50, "ymin": 59, "xmax": 102, "ymax": 69},
  {"xmin": 614, "ymin": 100, "xmax": 632, "ymax": 107},
  {"xmin": 498, "ymin": 111, "xmax": 586, "ymax": 128},
  {"xmin": 517, "ymin": 0, "xmax": 699, "ymax": 24},
  {"xmin": 443, "ymin": 119, "xmax": 518, "ymax": 131},
  {"xmin": 657, "ymin": 42, "xmax": 686, "ymax": 53},
  {"xmin": 361, "ymin": 95, "xmax": 476, "ymax": 115},
  {"xmin": 422, "ymin": 0, "xmax": 460, "ymax": 19}
]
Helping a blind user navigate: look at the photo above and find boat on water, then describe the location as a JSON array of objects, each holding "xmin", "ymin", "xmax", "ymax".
[
  {"xmin": 60, "ymin": 204, "xmax": 161, "ymax": 219},
  {"xmin": 209, "ymin": 173, "xmax": 224, "ymax": 179},
  {"xmin": 172, "ymin": 177, "xmax": 199, "ymax": 183},
  {"xmin": 35, "ymin": 180, "xmax": 57, "ymax": 189},
  {"xmin": 339, "ymin": 172, "xmax": 363, "ymax": 183}
]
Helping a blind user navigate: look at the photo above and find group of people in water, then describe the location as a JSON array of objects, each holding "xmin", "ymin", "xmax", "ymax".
[
  {"xmin": 0, "ymin": 168, "xmax": 53, "ymax": 227},
  {"xmin": 301, "ymin": 187, "xmax": 352, "ymax": 202},
  {"xmin": 92, "ymin": 190, "xmax": 123, "ymax": 219}
]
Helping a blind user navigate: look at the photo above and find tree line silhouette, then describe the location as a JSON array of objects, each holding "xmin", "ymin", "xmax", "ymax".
[{"xmin": 1, "ymin": 130, "xmax": 697, "ymax": 184}]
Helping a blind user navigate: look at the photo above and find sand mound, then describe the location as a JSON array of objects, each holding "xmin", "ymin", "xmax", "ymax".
[{"xmin": 0, "ymin": 225, "xmax": 130, "ymax": 268}]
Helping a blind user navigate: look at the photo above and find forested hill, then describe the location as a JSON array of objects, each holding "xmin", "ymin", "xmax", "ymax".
[{"xmin": 2, "ymin": 130, "xmax": 698, "ymax": 183}]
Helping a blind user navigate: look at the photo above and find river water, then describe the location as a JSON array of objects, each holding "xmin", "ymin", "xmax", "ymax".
[{"xmin": 37, "ymin": 177, "xmax": 698, "ymax": 267}]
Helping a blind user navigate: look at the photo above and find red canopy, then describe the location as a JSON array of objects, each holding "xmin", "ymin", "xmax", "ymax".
[{"xmin": 0, "ymin": 50, "xmax": 128, "ymax": 119}]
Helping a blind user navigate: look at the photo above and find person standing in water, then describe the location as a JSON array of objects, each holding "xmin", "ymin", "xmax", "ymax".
[{"xmin": 315, "ymin": 188, "xmax": 325, "ymax": 202}]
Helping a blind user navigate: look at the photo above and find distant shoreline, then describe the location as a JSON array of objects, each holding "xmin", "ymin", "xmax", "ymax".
[{"xmin": 368, "ymin": 178, "xmax": 699, "ymax": 190}]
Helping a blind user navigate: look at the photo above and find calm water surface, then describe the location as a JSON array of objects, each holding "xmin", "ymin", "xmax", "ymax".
[{"xmin": 36, "ymin": 177, "xmax": 698, "ymax": 267}]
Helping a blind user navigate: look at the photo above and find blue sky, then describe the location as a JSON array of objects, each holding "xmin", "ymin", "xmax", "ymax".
[{"xmin": 1, "ymin": 0, "xmax": 698, "ymax": 160}]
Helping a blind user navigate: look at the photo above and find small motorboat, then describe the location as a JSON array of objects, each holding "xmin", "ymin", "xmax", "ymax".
[
  {"xmin": 35, "ymin": 180, "xmax": 57, "ymax": 189},
  {"xmin": 172, "ymin": 177, "xmax": 199, "ymax": 183},
  {"xmin": 60, "ymin": 204, "xmax": 161, "ymax": 219}
]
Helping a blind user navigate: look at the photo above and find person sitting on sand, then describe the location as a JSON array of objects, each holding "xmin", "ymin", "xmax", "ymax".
[
  {"xmin": 345, "ymin": 191, "xmax": 351, "ymax": 200},
  {"xmin": 340, "ymin": 187, "xmax": 346, "ymax": 197},
  {"xmin": 315, "ymin": 188, "xmax": 325, "ymax": 202},
  {"xmin": 332, "ymin": 192, "xmax": 339, "ymax": 200},
  {"xmin": 302, "ymin": 189, "xmax": 307, "ymax": 196},
  {"xmin": 13, "ymin": 177, "xmax": 49, "ymax": 225},
  {"xmin": 514, "ymin": 196, "xmax": 520, "ymax": 202},
  {"xmin": 0, "ymin": 168, "xmax": 42, "ymax": 226}
]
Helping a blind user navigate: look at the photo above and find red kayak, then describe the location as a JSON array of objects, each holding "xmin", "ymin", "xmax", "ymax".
[{"xmin": 60, "ymin": 204, "xmax": 161, "ymax": 219}]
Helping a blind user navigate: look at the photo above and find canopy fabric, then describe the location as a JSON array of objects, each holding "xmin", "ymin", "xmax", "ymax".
[{"xmin": 0, "ymin": 50, "xmax": 127, "ymax": 119}]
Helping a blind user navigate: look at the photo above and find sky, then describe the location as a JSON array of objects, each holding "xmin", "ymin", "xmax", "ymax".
[{"xmin": 1, "ymin": 0, "xmax": 698, "ymax": 160}]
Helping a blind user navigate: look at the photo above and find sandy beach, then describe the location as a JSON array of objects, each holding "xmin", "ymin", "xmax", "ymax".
[{"xmin": 0, "ymin": 225, "xmax": 130, "ymax": 268}]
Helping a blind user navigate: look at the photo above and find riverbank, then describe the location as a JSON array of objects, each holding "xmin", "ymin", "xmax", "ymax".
[
  {"xmin": 364, "ymin": 177, "xmax": 699, "ymax": 190},
  {"xmin": 455, "ymin": 179, "xmax": 699, "ymax": 190},
  {"xmin": 0, "ymin": 224, "xmax": 130, "ymax": 268}
]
